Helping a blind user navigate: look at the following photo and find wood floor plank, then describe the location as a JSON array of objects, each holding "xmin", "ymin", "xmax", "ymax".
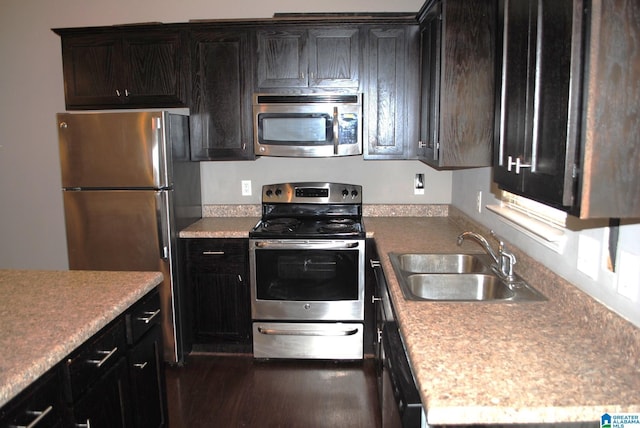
[{"xmin": 165, "ymin": 355, "xmax": 381, "ymax": 428}]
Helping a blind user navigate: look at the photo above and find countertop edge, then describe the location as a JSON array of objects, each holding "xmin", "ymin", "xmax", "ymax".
[{"xmin": 0, "ymin": 270, "xmax": 163, "ymax": 408}]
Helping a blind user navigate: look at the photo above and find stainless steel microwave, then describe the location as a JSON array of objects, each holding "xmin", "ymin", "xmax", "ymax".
[{"xmin": 253, "ymin": 94, "xmax": 362, "ymax": 157}]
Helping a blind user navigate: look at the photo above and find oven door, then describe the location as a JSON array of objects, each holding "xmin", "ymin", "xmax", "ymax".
[{"xmin": 249, "ymin": 239, "xmax": 365, "ymax": 321}]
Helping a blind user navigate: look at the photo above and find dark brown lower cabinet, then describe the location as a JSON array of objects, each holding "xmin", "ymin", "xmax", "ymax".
[
  {"xmin": 183, "ymin": 239, "xmax": 252, "ymax": 353},
  {"xmin": 0, "ymin": 288, "xmax": 167, "ymax": 428},
  {"xmin": 68, "ymin": 358, "xmax": 131, "ymax": 428},
  {"xmin": 0, "ymin": 369, "xmax": 64, "ymax": 427},
  {"xmin": 127, "ymin": 325, "xmax": 166, "ymax": 428}
]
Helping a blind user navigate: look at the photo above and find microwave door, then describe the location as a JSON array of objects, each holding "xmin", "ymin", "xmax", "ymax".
[{"xmin": 58, "ymin": 111, "xmax": 169, "ymax": 189}]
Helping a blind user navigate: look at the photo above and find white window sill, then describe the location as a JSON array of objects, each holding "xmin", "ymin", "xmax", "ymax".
[{"xmin": 486, "ymin": 204, "xmax": 567, "ymax": 254}]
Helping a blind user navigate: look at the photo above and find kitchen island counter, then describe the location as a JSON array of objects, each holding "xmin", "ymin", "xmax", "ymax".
[
  {"xmin": 366, "ymin": 215, "xmax": 640, "ymax": 426},
  {"xmin": 0, "ymin": 269, "xmax": 163, "ymax": 407}
]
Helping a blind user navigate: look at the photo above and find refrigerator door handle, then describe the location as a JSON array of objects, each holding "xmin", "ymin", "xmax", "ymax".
[
  {"xmin": 156, "ymin": 191, "xmax": 170, "ymax": 259},
  {"xmin": 153, "ymin": 115, "xmax": 170, "ymax": 189}
]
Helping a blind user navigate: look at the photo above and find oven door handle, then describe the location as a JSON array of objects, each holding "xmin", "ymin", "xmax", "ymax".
[
  {"xmin": 253, "ymin": 240, "xmax": 360, "ymax": 250},
  {"xmin": 257, "ymin": 326, "xmax": 360, "ymax": 337}
]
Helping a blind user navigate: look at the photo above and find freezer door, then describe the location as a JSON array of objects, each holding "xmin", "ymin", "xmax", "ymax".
[
  {"xmin": 58, "ymin": 111, "xmax": 173, "ymax": 189},
  {"xmin": 63, "ymin": 189, "xmax": 181, "ymax": 363}
]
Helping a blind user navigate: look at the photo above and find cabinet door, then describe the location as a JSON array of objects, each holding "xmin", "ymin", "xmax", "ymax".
[
  {"xmin": 308, "ymin": 28, "xmax": 360, "ymax": 88},
  {"xmin": 61, "ymin": 34, "xmax": 123, "ymax": 108},
  {"xmin": 364, "ymin": 26, "xmax": 420, "ymax": 159},
  {"xmin": 69, "ymin": 358, "xmax": 131, "ymax": 428},
  {"xmin": 418, "ymin": 5, "xmax": 442, "ymax": 163},
  {"xmin": 60, "ymin": 31, "xmax": 187, "ymax": 110},
  {"xmin": 190, "ymin": 29, "xmax": 254, "ymax": 160},
  {"xmin": 419, "ymin": 0, "xmax": 496, "ymax": 168},
  {"xmin": 578, "ymin": 0, "xmax": 640, "ymax": 218},
  {"xmin": 495, "ymin": 0, "xmax": 577, "ymax": 209},
  {"xmin": 122, "ymin": 32, "xmax": 187, "ymax": 107},
  {"xmin": 256, "ymin": 29, "xmax": 308, "ymax": 88},
  {"xmin": 128, "ymin": 325, "xmax": 166, "ymax": 428},
  {"xmin": 184, "ymin": 239, "xmax": 251, "ymax": 350}
]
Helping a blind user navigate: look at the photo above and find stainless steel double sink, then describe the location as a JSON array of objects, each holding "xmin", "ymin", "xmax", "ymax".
[{"xmin": 389, "ymin": 253, "xmax": 546, "ymax": 302}]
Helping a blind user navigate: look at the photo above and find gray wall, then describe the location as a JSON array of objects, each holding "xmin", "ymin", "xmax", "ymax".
[{"xmin": 201, "ymin": 158, "xmax": 451, "ymax": 205}]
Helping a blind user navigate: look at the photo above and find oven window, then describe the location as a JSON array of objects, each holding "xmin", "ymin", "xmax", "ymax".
[
  {"xmin": 254, "ymin": 249, "xmax": 358, "ymax": 301},
  {"xmin": 259, "ymin": 113, "xmax": 333, "ymax": 145}
]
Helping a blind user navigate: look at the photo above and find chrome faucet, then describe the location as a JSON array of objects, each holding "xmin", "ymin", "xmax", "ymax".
[{"xmin": 457, "ymin": 231, "xmax": 517, "ymax": 282}]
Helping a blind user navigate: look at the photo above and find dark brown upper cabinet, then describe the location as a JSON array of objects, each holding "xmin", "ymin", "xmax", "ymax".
[
  {"xmin": 256, "ymin": 26, "xmax": 360, "ymax": 91},
  {"xmin": 189, "ymin": 28, "xmax": 254, "ymax": 160},
  {"xmin": 417, "ymin": 0, "xmax": 496, "ymax": 168},
  {"xmin": 54, "ymin": 27, "xmax": 188, "ymax": 110},
  {"xmin": 363, "ymin": 25, "xmax": 421, "ymax": 159},
  {"xmin": 494, "ymin": 0, "xmax": 640, "ymax": 218}
]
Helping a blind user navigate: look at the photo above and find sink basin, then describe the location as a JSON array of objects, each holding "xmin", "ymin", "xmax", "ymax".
[
  {"xmin": 388, "ymin": 252, "xmax": 546, "ymax": 302},
  {"xmin": 404, "ymin": 274, "xmax": 514, "ymax": 301},
  {"xmin": 394, "ymin": 253, "xmax": 488, "ymax": 274}
]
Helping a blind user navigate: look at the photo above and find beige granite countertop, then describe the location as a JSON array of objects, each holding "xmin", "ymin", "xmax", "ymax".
[
  {"xmin": 366, "ymin": 215, "xmax": 640, "ymax": 425},
  {"xmin": 0, "ymin": 269, "xmax": 163, "ymax": 407},
  {"xmin": 179, "ymin": 217, "xmax": 260, "ymax": 238},
  {"xmin": 178, "ymin": 212, "xmax": 640, "ymax": 425}
]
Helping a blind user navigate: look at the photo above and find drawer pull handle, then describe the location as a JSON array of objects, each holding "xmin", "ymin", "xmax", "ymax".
[
  {"xmin": 76, "ymin": 419, "xmax": 91, "ymax": 428},
  {"xmin": 202, "ymin": 251, "xmax": 225, "ymax": 255},
  {"xmin": 134, "ymin": 361, "xmax": 148, "ymax": 370},
  {"xmin": 13, "ymin": 405, "xmax": 53, "ymax": 428},
  {"xmin": 87, "ymin": 346, "xmax": 118, "ymax": 367},
  {"xmin": 257, "ymin": 327, "xmax": 359, "ymax": 337},
  {"xmin": 137, "ymin": 309, "xmax": 160, "ymax": 324}
]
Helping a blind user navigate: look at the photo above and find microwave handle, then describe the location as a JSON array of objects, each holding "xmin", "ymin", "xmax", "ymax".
[{"xmin": 333, "ymin": 107, "xmax": 339, "ymax": 155}]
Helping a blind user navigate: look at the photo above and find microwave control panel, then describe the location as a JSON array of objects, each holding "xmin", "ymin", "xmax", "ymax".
[{"xmin": 338, "ymin": 113, "xmax": 359, "ymax": 145}]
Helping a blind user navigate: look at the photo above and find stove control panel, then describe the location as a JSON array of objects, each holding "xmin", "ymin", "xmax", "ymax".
[{"xmin": 262, "ymin": 182, "xmax": 362, "ymax": 204}]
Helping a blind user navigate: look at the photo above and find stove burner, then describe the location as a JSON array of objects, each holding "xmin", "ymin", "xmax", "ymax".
[
  {"xmin": 318, "ymin": 219, "xmax": 358, "ymax": 234},
  {"xmin": 328, "ymin": 218, "xmax": 356, "ymax": 225},
  {"xmin": 262, "ymin": 218, "xmax": 301, "ymax": 233}
]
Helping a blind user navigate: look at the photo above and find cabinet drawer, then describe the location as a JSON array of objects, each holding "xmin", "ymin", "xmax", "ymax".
[
  {"xmin": 0, "ymin": 369, "xmax": 62, "ymax": 428},
  {"xmin": 63, "ymin": 318, "xmax": 127, "ymax": 401},
  {"xmin": 126, "ymin": 290, "xmax": 161, "ymax": 345},
  {"xmin": 186, "ymin": 239, "xmax": 248, "ymax": 272}
]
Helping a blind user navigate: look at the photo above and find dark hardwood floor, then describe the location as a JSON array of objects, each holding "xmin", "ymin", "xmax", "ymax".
[{"xmin": 165, "ymin": 354, "xmax": 381, "ymax": 428}]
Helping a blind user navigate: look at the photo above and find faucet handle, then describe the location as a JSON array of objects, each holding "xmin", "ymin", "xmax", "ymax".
[{"xmin": 490, "ymin": 230, "xmax": 506, "ymax": 252}]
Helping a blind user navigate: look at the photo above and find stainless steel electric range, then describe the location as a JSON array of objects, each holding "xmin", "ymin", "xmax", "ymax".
[{"xmin": 249, "ymin": 182, "xmax": 365, "ymax": 360}]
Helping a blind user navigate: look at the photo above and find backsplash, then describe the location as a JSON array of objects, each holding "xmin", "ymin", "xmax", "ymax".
[{"xmin": 202, "ymin": 204, "xmax": 449, "ymax": 218}]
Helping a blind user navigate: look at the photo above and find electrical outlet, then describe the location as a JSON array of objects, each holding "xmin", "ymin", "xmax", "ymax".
[
  {"xmin": 476, "ymin": 191, "xmax": 483, "ymax": 213},
  {"xmin": 617, "ymin": 250, "xmax": 640, "ymax": 301},
  {"xmin": 241, "ymin": 180, "xmax": 252, "ymax": 196}
]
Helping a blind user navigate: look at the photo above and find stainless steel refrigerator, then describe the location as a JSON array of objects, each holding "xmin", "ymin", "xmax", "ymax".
[{"xmin": 57, "ymin": 111, "xmax": 201, "ymax": 364}]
